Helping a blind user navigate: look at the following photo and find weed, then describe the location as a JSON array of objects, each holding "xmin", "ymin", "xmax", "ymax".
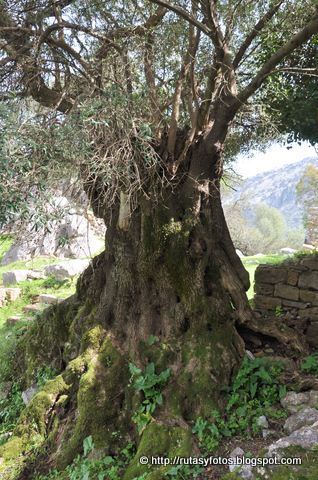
[
  {"xmin": 301, "ymin": 353, "xmax": 318, "ymax": 375},
  {"xmin": 129, "ymin": 362, "xmax": 171, "ymax": 433}
]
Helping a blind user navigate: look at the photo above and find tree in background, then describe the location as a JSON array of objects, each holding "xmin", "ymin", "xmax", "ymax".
[
  {"xmin": 297, "ymin": 164, "xmax": 318, "ymax": 245},
  {"xmin": 0, "ymin": 1, "xmax": 317, "ymax": 476}
]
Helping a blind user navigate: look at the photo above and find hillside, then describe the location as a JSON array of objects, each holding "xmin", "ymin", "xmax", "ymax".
[{"xmin": 223, "ymin": 156, "xmax": 318, "ymax": 228}]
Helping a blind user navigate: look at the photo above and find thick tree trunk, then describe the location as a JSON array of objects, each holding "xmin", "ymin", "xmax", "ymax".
[{"xmin": 0, "ymin": 139, "xmax": 253, "ymax": 480}]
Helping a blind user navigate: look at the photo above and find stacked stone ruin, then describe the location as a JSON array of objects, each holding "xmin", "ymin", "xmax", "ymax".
[{"xmin": 254, "ymin": 255, "xmax": 318, "ymax": 347}]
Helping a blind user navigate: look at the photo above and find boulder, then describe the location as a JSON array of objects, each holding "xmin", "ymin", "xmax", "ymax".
[
  {"xmin": 22, "ymin": 385, "xmax": 38, "ymax": 405},
  {"xmin": 298, "ymin": 271, "xmax": 318, "ymax": 290},
  {"xmin": 255, "ymin": 265, "xmax": 287, "ymax": 285},
  {"xmin": 281, "ymin": 390, "xmax": 318, "ymax": 413},
  {"xmin": 44, "ymin": 259, "xmax": 90, "ymax": 280},
  {"xmin": 280, "ymin": 247, "xmax": 297, "ymax": 255},
  {"xmin": 2, "ymin": 270, "xmax": 30, "ymax": 286},
  {"xmin": 6, "ymin": 316, "xmax": 22, "ymax": 326},
  {"xmin": 38, "ymin": 294, "xmax": 59, "ymax": 305},
  {"xmin": 274, "ymin": 284, "xmax": 299, "ymax": 301},
  {"xmin": 5, "ymin": 288, "xmax": 21, "ymax": 302},
  {"xmin": 268, "ymin": 420, "xmax": 318, "ymax": 453},
  {"xmin": 0, "ymin": 288, "xmax": 6, "ymax": 307},
  {"xmin": 27, "ymin": 270, "xmax": 46, "ymax": 280},
  {"xmin": 256, "ymin": 415, "xmax": 269, "ymax": 429},
  {"xmin": 284, "ymin": 408, "xmax": 318, "ymax": 434},
  {"xmin": 306, "ymin": 322, "xmax": 318, "ymax": 348},
  {"xmin": 23, "ymin": 304, "xmax": 44, "ymax": 314},
  {"xmin": 1, "ymin": 202, "xmax": 105, "ymax": 266}
]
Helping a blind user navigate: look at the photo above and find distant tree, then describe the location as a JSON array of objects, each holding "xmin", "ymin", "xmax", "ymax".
[{"xmin": 297, "ymin": 164, "xmax": 318, "ymax": 245}]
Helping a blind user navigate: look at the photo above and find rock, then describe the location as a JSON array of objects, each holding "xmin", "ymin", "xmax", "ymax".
[
  {"xmin": 298, "ymin": 271, "xmax": 318, "ymax": 290},
  {"xmin": 254, "ymin": 283, "xmax": 274, "ymax": 296},
  {"xmin": 254, "ymin": 295, "xmax": 282, "ymax": 310},
  {"xmin": 303, "ymin": 244, "xmax": 316, "ymax": 251},
  {"xmin": 22, "ymin": 385, "xmax": 37, "ymax": 405},
  {"xmin": 0, "ymin": 382, "xmax": 12, "ymax": 401},
  {"xmin": 286, "ymin": 268, "xmax": 303, "ymax": 286},
  {"xmin": 245, "ymin": 350, "xmax": 255, "ymax": 361},
  {"xmin": 255, "ymin": 265, "xmax": 287, "ymax": 285},
  {"xmin": 2, "ymin": 270, "xmax": 30, "ymax": 286},
  {"xmin": 0, "ymin": 288, "xmax": 6, "ymax": 307},
  {"xmin": 300, "ymin": 256, "xmax": 318, "ymax": 270},
  {"xmin": 23, "ymin": 304, "xmax": 44, "ymax": 314},
  {"xmin": 280, "ymin": 247, "xmax": 297, "ymax": 254},
  {"xmin": 27, "ymin": 270, "xmax": 46, "ymax": 280},
  {"xmin": 256, "ymin": 415, "xmax": 269, "ymax": 429},
  {"xmin": 1, "ymin": 202, "xmax": 105, "ymax": 266},
  {"xmin": 299, "ymin": 307, "xmax": 318, "ymax": 321},
  {"xmin": 262, "ymin": 429, "xmax": 275, "ymax": 439},
  {"xmin": 281, "ymin": 299, "xmax": 308, "ymax": 309},
  {"xmin": 274, "ymin": 284, "xmax": 299, "ymax": 301},
  {"xmin": 44, "ymin": 259, "xmax": 90, "ymax": 280},
  {"xmin": 229, "ymin": 447, "xmax": 245, "ymax": 472},
  {"xmin": 38, "ymin": 294, "xmax": 59, "ymax": 305},
  {"xmin": 5, "ymin": 288, "xmax": 21, "ymax": 302},
  {"xmin": 281, "ymin": 390, "xmax": 318, "ymax": 413},
  {"xmin": 300, "ymin": 289, "xmax": 318, "ymax": 306},
  {"xmin": 268, "ymin": 420, "xmax": 318, "ymax": 454},
  {"xmin": 0, "ymin": 432, "xmax": 12, "ymax": 443},
  {"xmin": 6, "ymin": 316, "xmax": 22, "ymax": 326},
  {"xmin": 284, "ymin": 407, "xmax": 318, "ymax": 434},
  {"xmin": 306, "ymin": 322, "xmax": 318, "ymax": 348}
]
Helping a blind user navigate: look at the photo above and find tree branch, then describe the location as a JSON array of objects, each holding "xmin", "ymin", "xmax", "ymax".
[
  {"xmin": 236, "ymin": 13, "xmax": 318, "ymax": 105},
  {"xmin": 233, "ymin": 0, "xmax": 284, "ymax": 68}
]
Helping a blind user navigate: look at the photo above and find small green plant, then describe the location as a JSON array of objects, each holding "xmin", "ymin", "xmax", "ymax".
[
  {"xmin": 301, "ymin": 353, "xmax": 318, "ymax": 375},
  {"xmin": 165, "ymin": 464, "xmax": 205, "ymax": 479},
  {"xmin": 192, "ymin": 356, "xmax": 286, "ymax": 453},
  {"xmin": 275, "ymin": 305, "xmax": 284, "ymax": 317},
  {"xmin": 129, "ymin": 362, "xmax": 171, "ymax": 433},
  {"xmin": 36, "ymin": 366, "xmax": 57, "ymax": 387},
  {"xmin": 35, "ymin": 436, "xmax": 136, "ymax": 480},
  {"xmin": 0, "ymin": 382, "xmax": 24, "ymax": 435}
]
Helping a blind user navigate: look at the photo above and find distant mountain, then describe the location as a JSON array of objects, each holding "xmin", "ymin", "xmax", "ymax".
[{"xmin": 223, "ymin": 157, "xmax": 318, "ymax": 228}]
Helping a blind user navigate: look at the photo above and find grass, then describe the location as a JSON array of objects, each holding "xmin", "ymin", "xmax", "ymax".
[{"xmin": 242, "ymin": 254, "xmax": 286, "ymax": 299}]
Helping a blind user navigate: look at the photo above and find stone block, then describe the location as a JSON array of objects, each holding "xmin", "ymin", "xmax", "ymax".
[
  {"xmin": 282, "ymin": 299, "xmax": 308, "ymax": 309},
  {"xmin": 27, "ymin": 270, "xmax": 46, "ymax": 280},
  {"xmin": 254, "ymin": 283, "xmax": 274, "ymax": 296},
  {"xmin": 274, "ymin": 283, "xmax": 299, "ymax": 301},
  {"xmin": 301, "ymin": 256, "xmax": 318, "ymax": 270},
  {"xmin": 5, "ymin": 288, "xmax": 21, "ymax": 302},
  {"xmin": 306, "ymin": 322, "xmax": 318, "ymax": 347},
  {"xmin": 0, "ymin": 288, "xmax": 6, "ymax": 307},
  {"xmin": 300, "ymin": 289, "xmax": 318, "ymax": 306},
  {"xmin": 299, "ymin": 271, "xmax": 318, "ymax": 290},
  {"xmin": 299, "ymin": 308, "xmax": 318, "ymax": 321},
  {"xmin": 2, "ymin": 270, "xmax": 30, "ymax": 286},
  {"xmin": 23, "ymin": 304, "xmax": 44, "ymax": 314},
  {"xmin": 6, "ymin": 316, "xmax": 22, "ymax": 326},
  {"xmin": 254, "ymin": 295, "xmax": 282, "ymax": 310},
  {"xmin": 44, "ymin": 259, "xmax": 89, "ymax": 281},
  {"xmin": 22, "ymin": 385, "xmax": 38, "ymax": 405},
  {"xmin": 38, "ymin": 294, "xmax": 58, "ymax": 305},
  {"xmin": 287, "ymin": 269, "xmax": 303, "ymax": 286},
  {"xmin": 255, "ymin": 265, "xmax": 287, "ymax": 285}
]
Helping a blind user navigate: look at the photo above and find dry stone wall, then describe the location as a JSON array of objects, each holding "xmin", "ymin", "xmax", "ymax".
[{"xmin": 254, "ymin": 255, "xmax": 318, "ymax": 347}]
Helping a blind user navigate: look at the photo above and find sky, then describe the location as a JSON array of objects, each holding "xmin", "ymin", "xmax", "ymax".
[{"xmin": 234, "ymin": 142, "xmax": 318, "ymax": 178}]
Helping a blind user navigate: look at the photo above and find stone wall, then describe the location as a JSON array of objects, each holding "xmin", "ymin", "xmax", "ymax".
[{"xmin": 254, "ymin": 255, "xmax": 318, "ymax": 347}]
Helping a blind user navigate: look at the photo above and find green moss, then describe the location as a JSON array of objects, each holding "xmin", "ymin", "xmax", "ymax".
[
  {"xmin": 123, "ymin": 422, "xmax": 192, "ymax": 480},
  {"xmin": 57, "ymin": 335, "xmax": 130, "ymax": 468}
]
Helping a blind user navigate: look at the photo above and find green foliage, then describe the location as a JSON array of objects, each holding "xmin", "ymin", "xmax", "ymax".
[
  {"xmin": 129, "ymin": 362, "xmax": 171, "ymax": 433},
  {"xmin": 0, "ymin": 382, "xmax": 24, "ymax": 436},
  {"xmin": 35, "ymin": 436, "xmax": 136, "ymax": 480},
  {"xmin": 275, "ymin": 306, "xmax": 284, "ymax": 317},
  {"xmin": 165, "ymin": 464, "xmax": 205, "ymax": 479},
  {"xmin": 192, "ymin": 356, "xmax": 286, "ymax": 453},
  {"xmin": 301, "ymin": 353, "xmax": 318, "ymax": 375},
  {"xmin": 36, "ymin": 366, "xmax": 58, "ymax": 388}
]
